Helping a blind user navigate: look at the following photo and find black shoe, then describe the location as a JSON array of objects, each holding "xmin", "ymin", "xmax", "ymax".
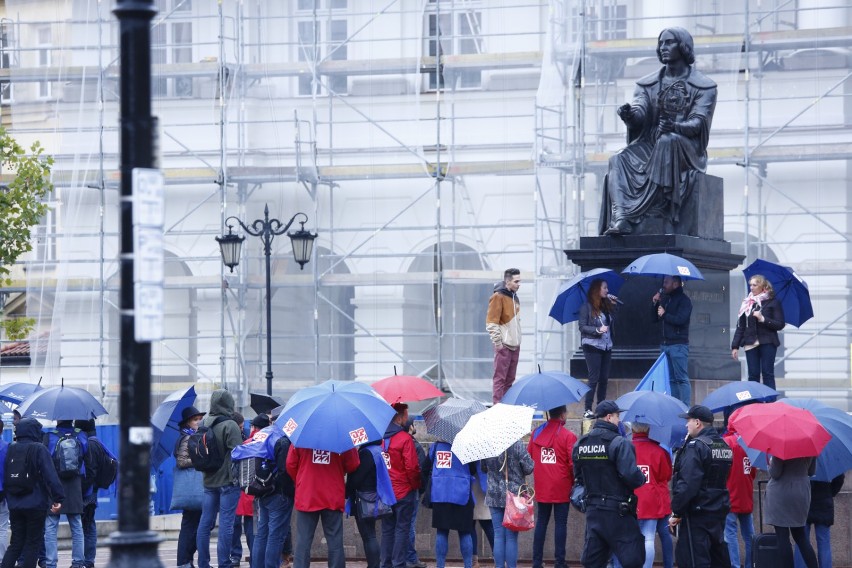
[{"xmin": 583, "ymin": 409, "xmax": 595, "ymax": 419}]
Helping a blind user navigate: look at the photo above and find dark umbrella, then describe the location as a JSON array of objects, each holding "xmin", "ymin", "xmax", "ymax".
[
  {"xmin": 16, "ymin": 383, "xmax": 108, "ymax": 421},
  {"xmin": 0, "ymin": 380, "xmax": 44, "ymax": 405},
  {"xmin": 622, "ymin": 252, "xmax": 704, "ymax": 281},
  {"xmin": 700, "ymin": 381, "xmax": 778, "ymax": 413},
  {"xmin": 250, "ymin": 392, "xmax": 283, "ymax": 415},
  {"xmin": 501, "ymin": 369, "xmax": 589, "ymax": 409},
  {"xmin": 150, "ymin": 386, "xmax": 197, "ymax": 469},
  {"xmin": 423, "ymin": 398, "xmax": 487, "ymax": 443},
  {"xmin": 743, "ymin": 259, "xmax": 813, "ymax": 327},
  {"xmin": 548, "ymin": 268, "xmax": 624, "ymax": 324}
]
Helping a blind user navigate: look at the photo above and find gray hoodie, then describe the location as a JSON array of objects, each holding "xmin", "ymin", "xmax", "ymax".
[{"xmin": 201, "ymin": 390, "xmax": 243, "ymax": 488}]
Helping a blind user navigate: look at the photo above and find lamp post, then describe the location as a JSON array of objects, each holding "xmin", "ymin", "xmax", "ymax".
[{"xmin": 217, "ymin": 203, "xmax": 317, "ymax": 395}]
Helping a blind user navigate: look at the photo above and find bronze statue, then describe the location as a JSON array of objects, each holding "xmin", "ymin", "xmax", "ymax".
[{"xmin": 599, "ymin": 28, "xmax": 717, "ymax": 236}]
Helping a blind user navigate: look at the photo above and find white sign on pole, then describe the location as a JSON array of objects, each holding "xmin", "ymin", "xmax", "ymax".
[{"xmin": 132, "ymin": 168, "xmax": 165, "ymax": 342}]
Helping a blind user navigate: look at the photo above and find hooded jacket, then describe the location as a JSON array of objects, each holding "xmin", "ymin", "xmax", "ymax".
[
  {"xmin": 286, "ymin": 446, "xmax": 359, "ymax": 512},
  {"xmin": 723, "ymin": 430, "xmax": 756, "ymax": 514},
  {"xmin": 528, "ymin": 419, "xmax": 576, "ymax": 503},
  {"xmin": 486, "ymin": 283, "xmax": 521, "ymax": 349},
  {"xmin": 382, "ymin": 422, "xmax": 421, "ymax": 499},
  {"xmin": 6, "ymin": 417, "xmax": 65, "ymax": 511},
  {"xmin": 632, "ymin": 431, "xmax": 672, "ymax": 519},
  {"xmin": 201, "ymin": 390, "xmax": 243, "ymax": 488}
]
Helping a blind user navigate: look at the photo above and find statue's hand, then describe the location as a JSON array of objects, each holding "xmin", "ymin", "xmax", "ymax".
[
  {"xmin": 617, "ymin": 103, "xmax": 633, "ymax": 122},
  {"xmin": 658, "ymin": 116, "xmax": 675, "ymax": 134}
]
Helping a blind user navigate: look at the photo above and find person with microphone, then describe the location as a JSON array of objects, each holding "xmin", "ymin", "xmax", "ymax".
[
  {"xmin": 651, "ymin": 276, "xmax": 693, "ymax": 406},
  {"xmin": 578, "ymin": 278, "xmax": 620, "ymax": 419}
]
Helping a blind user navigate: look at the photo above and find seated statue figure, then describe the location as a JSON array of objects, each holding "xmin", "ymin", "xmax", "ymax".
[{"xmin": 599, "ymin": 27, "xmax": 717, "ymax": 236}]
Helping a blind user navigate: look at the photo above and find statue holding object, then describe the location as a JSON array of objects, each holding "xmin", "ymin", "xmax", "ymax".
[{"xmin": 599, "ymin": 27, "xmax": 717, "ymax": 236}]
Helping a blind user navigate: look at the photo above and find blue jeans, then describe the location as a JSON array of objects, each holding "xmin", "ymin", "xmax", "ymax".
[
  {"xmin": 0, "ymin": 499, "xmax": 9, "ymax": 561},
  {"xmin": 662, "ymin": 344, "xmax": 690, "ymax": 405},
  {"xmin": 532, "ymin": 502, "xmax": 569, "ymax": 568},
  {"xmin": 745, "ymin": 344, "xmax": 778, "ymax": 391},
  {"xmin": 794, "ymin": 524, "xmax": 831, "ymax": 568},
  {"xmin": 356, "ymin": 516, "xmax": 381, "ymax": 568},
  {"xmin": 725, "ymin": 512, "xmax": 754, "ymax": 568},
  {"xmin": 44, "ymin": 513, "xmax": 85, "ymax": 568},
  {"xmin": 231, "ymin": 514, "xmax": 253, "ymax": 562},
  {"xmin": 294, "ymin": 509, "xmax": 344, "ymax": 568},
  {"xmin": 640, "ymin": 518, "xmax": 673, "ymax": 568},
  {"xmin": 380, "ymin": 491, "xmax": 416, "ymax": 568},
  {"xmin": 406, "ymin": 492, "xmax": 420, "ymax": 565},
  {"xmin": 196, "ymin": 484, "xmax": 240, "ymax": 568},
  {"xmin": 490, "ymin": 507, "xmax": 519, "ymax": 568},
  {"xmin": 253, "ymin": 493, "xmax": 293, "ymax": 568},
  {"xmin": 436, "ymin": 529, "xmax": 472, "ymax": 568}
]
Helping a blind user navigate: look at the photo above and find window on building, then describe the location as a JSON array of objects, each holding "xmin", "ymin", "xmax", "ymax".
[
  {"xmin": 574, "ymin": 3, "xmax": 627, "ymax": 41},
  {"xmin": 37, "ymin": 26, "xmax": 51, "ymax": 99},
  {"xmin": 296, "ymin": 1, "xmax": 348, "ymax": 96},
  {"xmin": 0, "ymin": 23, "xmax": 13, "ymax": 103},
  {"xmin": 425, "ymin": 3, "xmax": 483, "ymax": 91},
  {"xmin": 152, "ymin": 0, "xmax": 194, "ymax": 98}
]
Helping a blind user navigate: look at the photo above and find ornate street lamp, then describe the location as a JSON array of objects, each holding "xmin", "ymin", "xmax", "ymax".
[{"xmin": 216, "ymin": 203, "xmax": 317, "ymax": 395}]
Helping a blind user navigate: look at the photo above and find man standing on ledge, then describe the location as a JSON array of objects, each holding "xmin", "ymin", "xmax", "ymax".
[
  {"xmin": 486, "ymin": 268, "xmax": 522, "ymax": 404},
  {"xmin": 652, "ymin": 275, "xmax": 692, "ymax": 406}
]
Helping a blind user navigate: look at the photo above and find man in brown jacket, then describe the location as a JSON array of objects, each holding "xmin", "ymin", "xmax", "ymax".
[{"xmin": 486, "ymin": 268, "xmax": 522, "ymax": 403}]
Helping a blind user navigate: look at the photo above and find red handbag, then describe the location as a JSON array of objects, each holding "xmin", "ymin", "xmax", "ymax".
[{"xmin": 500, "ymin": 452, "xmax": 535, "ymax": 532}]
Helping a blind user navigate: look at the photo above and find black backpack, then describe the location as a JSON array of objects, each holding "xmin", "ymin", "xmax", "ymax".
[
  {"xmin": 51, "ymin": 430, "xmax": 83, "ymax": 479},
  {"xmin": 4, "ymin": 443, "xmax": 38, "ymax": 496},
  {"xmin": 233, "ymin": 456, "xmax": 276, "ymax": 497},
  {"xmin": 85, "ymin": 437, "xmax": 118, "ymax": 490},
  {"xmin": 274, "ymin": 436, "xmax": 295, "ymax": 498},
  {"xmin": 187, "ymin": 416, "xmax": 228, "ymax": 473}
]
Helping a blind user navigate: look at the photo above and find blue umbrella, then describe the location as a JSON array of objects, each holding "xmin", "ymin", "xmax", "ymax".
[
  {"xmin": 501, "ymin": 370, "xmax": 590, "ymax": 409},
  {"xmin": 17, "ymin": 384, "xmax": 108, "ymax": 421},
  {"xmin": 634, "ymin": 352, "xmax": 672, "ymax": 395},
  {"xmin": 275, "ymin": 380, "xmax": 396, "ymax": 453},
  {"xmin": 231, "ymin": 424, "xmax": 286, "ymax": 461},
  {"xmin": 548, "ymin": 268, "xmax": 624, "ymax": 324},
  {"xmin": 622, "ymin": 253, "xmax": 704, "ymax": 281},
  {"xmin": 0, "ymin": 381, "xmax": 44, "ymax": 405},
  {"xmin": 743, "ymin": 259, "xmax": 813, "ymax": 327},
  {"xmin": 151, "ymin": 386, "xmax": 197, "ymax": 469},
  {"xmin": 615, "ymin": 390, "xmax": 688, "ymax": 448},
  {"xmin": 701, "ymin": 381, "xmax": 778, "ymax": 413},
  {"xmin": 780, "ymin": 399, "xmax": 852, "ymax": 481}
]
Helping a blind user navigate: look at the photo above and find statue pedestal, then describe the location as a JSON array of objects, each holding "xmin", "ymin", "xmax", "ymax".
[{"xmin": 564, "ymin": 234, "xmax": 744, "ymax": 382}]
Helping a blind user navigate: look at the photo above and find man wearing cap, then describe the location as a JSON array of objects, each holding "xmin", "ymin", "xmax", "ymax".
[
  {"xmin": 380, "ymin": 403, "xmax": 421, "ymax": 568},
  {"xmin": 572, "ymin": 401, "xmax": 646, "ymax": 568},
  {"xmin": 669, "ymin": 405, "xmax": 732, "ymax": 568}
]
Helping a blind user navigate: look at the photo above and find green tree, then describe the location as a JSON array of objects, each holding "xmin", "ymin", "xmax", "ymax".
[{"xmin": 0, "ymin": 127, "xmax": 54, "ymax": 341}]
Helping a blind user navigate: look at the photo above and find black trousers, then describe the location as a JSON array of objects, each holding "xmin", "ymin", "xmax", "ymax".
[
  {"xmin": 676, "ymin": 513, "xmax": 730, "ymax": 568},
  {"xmin": 581, "ymin": 506, "xmax": 644, "ymax": 568},
  {"xmin": 1, "ymin": 508, "xmax": 48, "ymax": 568},
  {"xmin": 583, "ymin": 345, "xmax": 612, "ymax": 412}
]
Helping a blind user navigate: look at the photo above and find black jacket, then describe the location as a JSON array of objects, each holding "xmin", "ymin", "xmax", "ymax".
[
  {"xmin": 346, "ymin": 441, "xmax": 379, "ymax": 498},
  {"xmin": 573, "ymin": 420, "xmax": 645, "ymax": 510},
  {"xmin": 654, "ymin": 286, "xmax": 692, "ymax": 345},
  {"xmin": 806, "ymin": 475, "xmax": 844, "ymax": 526},
  {"xmin": 671, "ymin": 426, "xmax": 732, "ymax": 517},
  {"xmin": 6, "ymin": 418, "xmax": 65, "ymax": 511},
  {"xmin": 731, "ymin": 297, "xmax": 785, "ymax": 349}
]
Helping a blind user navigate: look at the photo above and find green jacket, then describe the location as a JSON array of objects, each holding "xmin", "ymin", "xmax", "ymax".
[{"xmin": 201, "ymin": 390, "xmax": 243, "ymax": 488}]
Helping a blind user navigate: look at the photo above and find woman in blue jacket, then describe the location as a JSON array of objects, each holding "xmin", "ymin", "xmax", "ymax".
[
  {"xmin": 1, "ymin": 417, "xmax": 65, "ymax": 568},
  {"xmin": 427, "ymin": 441, "xmax": 476, "ymax": 568}
]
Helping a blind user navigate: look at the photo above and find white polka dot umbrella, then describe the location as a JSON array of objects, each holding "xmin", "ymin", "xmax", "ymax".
[{"xmin": 451, "ymin": 403, "xmax": 535, "ymax": 464}]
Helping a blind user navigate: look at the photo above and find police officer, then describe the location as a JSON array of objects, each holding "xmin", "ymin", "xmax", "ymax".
[
  {"xmin": 573, "ymin": 400, "xmax": 646, "ymax": 568},
  {"xmin": 668, "ymin": 405, "xmax": 733, "ymax": 568}
]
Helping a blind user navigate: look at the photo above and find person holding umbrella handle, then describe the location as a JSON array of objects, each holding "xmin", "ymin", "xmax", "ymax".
[
  {"xmin": 730, "ymin": 275, "xmax": 785, "ymax": 390},
  {"xmin": 578, "ymin": 279, "xmax": 620, "ymax": 419}
]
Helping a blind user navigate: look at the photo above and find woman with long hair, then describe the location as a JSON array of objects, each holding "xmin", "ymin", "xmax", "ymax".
[
  {"xmin": 578, "ymin": 278, "xmax": 619, "ymax": 419},
  {"xmin": 731, "ymin": 274, "xmax": 785, "ymax": 389}
]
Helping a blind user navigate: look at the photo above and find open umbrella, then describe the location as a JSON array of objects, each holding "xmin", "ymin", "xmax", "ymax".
[
  {"xmin": 615, "ymin": 390, "xmax": 688, "ymax": 448},
  {"xmin": 275, "ymin": 380, "xmax": 395, "ymax": 453},
  {"xmin": 743, "ymin": 259, "xmax": 813, "ymax": 327},
  {"xmin": 500, "ymin": 369, "xmax": 589, "ymax": 409},
  {"xmin": 0, "ymin": 381, "xmax": 44, "ymax": 405},
  {"xmin": 451, "ymin": 403, "xmax": 535, "ymax": 464},
  {"xmin": 371, "ymin": 371, "xmax": 444, "ymax": 405},
  {"xmin": 728, "ymin": 402, "xmax": 831, "ymax": 460},
  {"xmin": 423, "ymin": 398, "xmax": 487, "ymax": 443},
  {"xmin": 17, "ymin": 384, "xmax": 108, "ymax": 421},
  {"xmin": 250, "ymin": 392, "xmax": 283, "ymax": 415},
  {"xmin": 150, "ymin": 386, "xmax": 198, "ymax": 468},
  {"xmin": 634, "ymin": 353, "xmax": 671, "ymax": 395},
  {"xmin": 779, "ymin": 399, "xmax": 852, "ymax": 481},
  {"xmin": 548, "ymin": 268, "xmax": 624, "ymax": 324},
  {"xmin": 622, "ymin": 252, "xmax": 704, "ymax": 281},
  {"xmin": 700, "ymin": 381, "xmax": 778, "ymax": 413}
]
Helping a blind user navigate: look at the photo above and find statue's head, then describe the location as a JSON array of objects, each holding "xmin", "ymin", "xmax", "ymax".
[{"xmin": 656, "ymin": 27, "xmax": 695, "ymax": 66}]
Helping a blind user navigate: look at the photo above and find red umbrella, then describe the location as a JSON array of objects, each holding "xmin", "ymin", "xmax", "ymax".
[
  {"xmin": 728, "ymin": 402, "xmax": 831, "ymax": 460},
  {"xmin": 371, "ymin": 372, "xmax": 444, "ymax": 405}
]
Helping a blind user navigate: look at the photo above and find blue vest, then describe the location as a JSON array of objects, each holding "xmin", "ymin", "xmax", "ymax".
[{"xmin": 430, "ymin": 442, "xmax": 472, "ymax": 506}]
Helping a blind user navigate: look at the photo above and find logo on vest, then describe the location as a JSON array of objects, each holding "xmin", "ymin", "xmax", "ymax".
[
  {"xmin": 639, "ymin": 464, "xmax": 650, "ymax": 483},
  {"xmin": 282, "ymin": 418, "xmax": 298, "ymax": 437},
  {"xmin": 349, "ymin": 427, "xmax": 368, "ymax": 446},
  {"xmin": 382, "ymin": 452, "xmax": 391, "ymax": 470},
  {"xmin": 578, "ymin": 444, "xmax": 606, "ymax": 456},
  {"xmin": 712, "ymin": 447, "xmax": 733, "ymax": 460},
  {"xmin": 541, "ymin": 448, "xmax": 556, "ymax": 464},
  {"xmin": 312, "ymin": 450, "xmax": 331, "ymax": 465},
  {"xmin": 742, "ymin": 457, "xmax": 751, "ymax": 475},
  {"xmin": 436, "ymin": 451, "xmax": 453, "ymax": 469}
]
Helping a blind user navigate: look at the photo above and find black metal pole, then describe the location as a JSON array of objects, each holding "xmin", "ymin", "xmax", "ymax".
[
  {"xmin": 109, "ymin": 1, "xmax": 163, "ymax": 567},
  {"xmin": 263, "ymin": 217, "xmax": 274, "ymax": 396}
]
